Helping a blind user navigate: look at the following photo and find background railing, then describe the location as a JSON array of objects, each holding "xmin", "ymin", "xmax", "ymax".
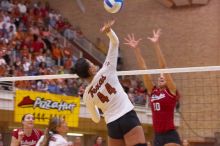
[
  {"xmin": 0, "ymin": 81, "xmax": 13, "ymax": 91},
  {"xmin": 73, "ymin": 36, "xmax": 106, "ymax": 63},
  {"xmin": 48, "ymin": 26, "xmax": 83, "ymax": 58},
  {"xmin": 48, "ymin": 26, "xmax": 106, "ymax": 63}
]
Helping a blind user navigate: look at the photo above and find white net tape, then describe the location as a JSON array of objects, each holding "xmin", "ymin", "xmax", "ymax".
[{"xmin": 0, "ymin": 66, "xmax": 220, "ymax": 81}]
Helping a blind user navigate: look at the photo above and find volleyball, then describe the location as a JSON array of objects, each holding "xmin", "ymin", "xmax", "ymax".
[{"xmin": 103, "ymin": 0, "xmax": 123, "ymax": 13}]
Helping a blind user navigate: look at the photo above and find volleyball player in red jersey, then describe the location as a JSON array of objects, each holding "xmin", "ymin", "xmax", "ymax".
[
  {"xmin": 124, "ymin": 29, "xmax": 181, "ymax": 146},
  {"xmin": 10, "ymin": 113, "xmax": 43, "ymax": 146}
]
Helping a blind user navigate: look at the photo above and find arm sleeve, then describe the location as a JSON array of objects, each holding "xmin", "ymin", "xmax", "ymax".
[
  {"xmin": 49, "ymin": 135, "xmax": 68, "ymax": 146},
  {"xmin": 11, "ymin": 129, "xmax": 19, "ymax": 139},
  {"xmin": 84, "ymin": 95, "xmax": 101, "ymax": 123},
  {"xmin": 104, "ymin": 29, "xmax": 119, "ymax": 70}
]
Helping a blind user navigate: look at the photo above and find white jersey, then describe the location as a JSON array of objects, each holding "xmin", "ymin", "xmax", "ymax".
[
  {"xmin": 83, "ymin": 29, "xmax": 134, "ymax": 124},
  {"xmin": 49, "ymin": 134, "xmax": 68, "ymax": 146},
  {"xmin": 36, "ymin": 134, "xmax": 68, "ymax": 146}
]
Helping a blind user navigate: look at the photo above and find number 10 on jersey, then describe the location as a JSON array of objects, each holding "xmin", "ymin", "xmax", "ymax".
[{"xmin": 153, "ymin": 102, "xmax": 160, "ymax": 111}]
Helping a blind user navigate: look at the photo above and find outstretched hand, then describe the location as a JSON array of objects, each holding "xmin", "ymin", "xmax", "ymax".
[
  {"xmin": 100, "ymin": 20, "xmax": 115, "ymax": 34},
  {"xmin": 147, "ymin": 29, "xmax": 161, "ymax": 43},
  {"xmin": 124, "ymin": 33, "xmax": 142, "ymax": 48}
]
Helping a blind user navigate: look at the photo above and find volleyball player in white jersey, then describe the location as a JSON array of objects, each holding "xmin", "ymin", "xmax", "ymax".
[{"xmin": 72, "ymin": 20, "xmax": 147, "ymax": 146}]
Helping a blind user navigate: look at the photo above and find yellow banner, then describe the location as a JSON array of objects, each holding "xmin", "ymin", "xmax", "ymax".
[{"xmin": 14, "ymin": 90, "xmax": 80, "ymax": 127}]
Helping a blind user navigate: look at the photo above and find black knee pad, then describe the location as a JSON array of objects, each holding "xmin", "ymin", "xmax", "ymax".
[{"xmin": 134, "ymin": 144, "xmax": 147, "ymax": 146}]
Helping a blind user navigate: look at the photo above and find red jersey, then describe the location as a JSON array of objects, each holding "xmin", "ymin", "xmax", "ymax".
[
  {"xmin": 93, "ymin": 144, "xmax": 102, "ymax": 146},
  {"xmin": 12, "ymin": 128, "xmax": 43, "ymax": 146},
  {"xmin": 150, "ymin": 86, "xmax": 179, "ymax": 133}
]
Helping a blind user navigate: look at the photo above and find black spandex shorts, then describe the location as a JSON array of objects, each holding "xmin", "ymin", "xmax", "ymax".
[
  {"xmin": 154, "ymin": 129, "xmax": 181, "ymax": 146},
  {"xmin": 107, "ymin": 110, "xmax": 141, "ymax": 139}
]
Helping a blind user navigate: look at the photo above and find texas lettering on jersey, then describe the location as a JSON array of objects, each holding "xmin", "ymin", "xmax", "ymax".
[
  {"xmin": 88, "ymin": 75, "xmax": 117, "ymax": 103},
  {"xmin": 89, "ymin": 75, "xmax": 107, "ymax": 97}
]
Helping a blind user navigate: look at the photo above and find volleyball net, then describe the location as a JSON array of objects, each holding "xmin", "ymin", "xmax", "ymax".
[
  {"xmin": 2, "ymin": 65, "xmax": 220, "ymax": 141},
  {"xmin": 0, "ymin": 65, "xmax": 220, "ymax": 81}
]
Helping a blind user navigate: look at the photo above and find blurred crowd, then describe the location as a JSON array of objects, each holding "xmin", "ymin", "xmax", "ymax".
[
  {"xmin": 0, "ymin": 0, "xmax": 85, "ymax": 96},
  {"xmin": 0, "ymin": 0, "xmax": 147, "ymax": 106}
]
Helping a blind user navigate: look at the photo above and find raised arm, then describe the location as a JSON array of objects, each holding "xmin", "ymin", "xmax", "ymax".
[
  {"xmin": 124, "ymin": 34, "xmax": 154, "ymax": 94},
  {"xmin": 10, "ymin": 136, "xmax": 20, "ymax": 146},
  {"xmin": 100, "ymin": 20, "xmax": 119, "ymax": 70},
  {"xmin": 148, "ymin": 29, "xmax": 176, "ymax": 94}
]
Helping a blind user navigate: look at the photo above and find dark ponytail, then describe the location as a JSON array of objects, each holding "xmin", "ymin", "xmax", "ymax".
[
  {"xmin": 41, "ymin": 117, "xmax": 62, "ymax": 146},
  {"xmin": 40, "ymin": 129, "xmax": 52, "ymax": 146},
  {"xmin": 71, "ymin": 66, "xmax": 77, "ymax": 74}
]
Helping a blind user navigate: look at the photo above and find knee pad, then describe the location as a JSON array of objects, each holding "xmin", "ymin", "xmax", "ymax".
[{"xmin": 134, "ymin": 144, "xmax": 147, "ymax": 146}]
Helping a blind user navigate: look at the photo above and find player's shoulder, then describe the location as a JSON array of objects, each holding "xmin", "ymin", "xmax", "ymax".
[
  {"xmin": 84, "ymin": 85, "xmax": 91, "ymax": 96},
  {"xmin": 13, "ymin": 128, "xmax": 18, "ymax": 132},
  {"xmin": 12, "ymin": 128, "xmax": 21, "ymax": 132},
  {"xmin": 12, "ymin": 128, "xmax": 21, "ymax": 137},
  {"xmin": 163, "ymin": 87, "xmax": 178, "ymax": 98},
  {"xmin": 83, "ymin": 87, "xmax": 92, "ymax": 101},
  {"xmin": 33, "ymin": 128, "xmax": 43, "ymax": 135}
]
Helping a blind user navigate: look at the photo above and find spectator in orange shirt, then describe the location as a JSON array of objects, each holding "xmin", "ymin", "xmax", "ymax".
[{"xmin": 51, "ymin": 43, "xmax": 62, "ymax": 66}]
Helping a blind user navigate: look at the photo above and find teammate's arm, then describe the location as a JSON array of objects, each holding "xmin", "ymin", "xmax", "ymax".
[
  {"xmin": 148, "ymin": 29, "xmax": 176, "ymax": 94},
  {"xmin": 10, "ymin": 137, "xmax": 20, "ymax": 146},
  {"xmin": 100, "ymin": 20, "xmax": 119, "ymax": 70},
  {"xmin": 10, "ymin": 130, "xmax": 24, "ymax": 146},
  {"xmin": 124, "ymin": 34, "xmax": 154, "ymax": 94}
]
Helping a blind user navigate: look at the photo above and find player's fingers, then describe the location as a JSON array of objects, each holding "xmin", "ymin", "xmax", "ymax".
[
  {"xmin": 137, "ymin": 38, "xmax": 142, "ymax": 42},
  {"xmin": 124, "ymin": 37, "xmax": 130, "ymax": 42},
  {"xmin": 131, "ymin": 33, "xmax": 135, "ymax": 39},
  {"xmin": 123, "ymin": 42, "xmax": 130, "ymax": 45},
  {"xmin": 147, "ymin": 37, "xmax": 153, "ymax": 40},
  {"xmin": 153, "ymin": 29, "xmax": 156, "ymax": 36},
  {"xmin": 155, "ymin": 29, "xmax": 160, "ymax": 36},
  {"xmin": 127, "ymin": 34, "xmax": 132, "ymax": 40}
]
